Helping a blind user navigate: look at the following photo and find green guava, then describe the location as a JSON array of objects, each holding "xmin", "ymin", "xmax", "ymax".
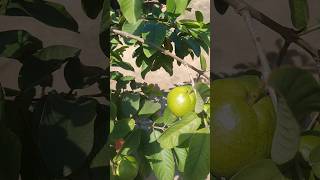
[
  {"xmin": 211, "ymin": 75, "xmax": 276, "ymax": 177},
  {"xmin": 167, "ymin": 85, "xmax": 196, "ymax": 117},
  {"xmin": 116, "ymin": 155, "xmax": 139, "ymax": 180},
  {"xmin": 299, "ymin": 135, "xmax": 320, "ymax": 162}
]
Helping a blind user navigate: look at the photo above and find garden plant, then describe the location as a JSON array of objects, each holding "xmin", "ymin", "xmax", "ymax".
[
  {"xmin": 0, "ymin": 0, "xmax": 109, "ymax": 179},
  {"xmin": 212, "ymin": 0, "xmax": 320, "ymax": 179},
  {"xmin": 109, "ymin": 0, "xmax": 211, "ymax": 179}
]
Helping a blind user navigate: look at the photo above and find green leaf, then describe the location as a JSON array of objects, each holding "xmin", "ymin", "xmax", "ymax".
[
  {"xmin": 289, "ymin": 0, "xmax": 309, "ymax": 29},
  {"xmin": 33, "ymin": 45, "xmax": 81, "ymax": 61},
  {"xmin": 6, "ymin": 0, "xmax": 79, "ymax": 32},
  {"xmin": 173, "ymin": 147, "xmax": 188, "ymax": 173},
  {"xmin": 35, "ymin": 93, "xmax": 97, "ymax": 177},
  {"xmin": 155, "ymin": 107, "xmax": 177, "ymax": 125},
  {"xmin": 120, "ymin": 93, "xmax": 141, "ymax": 118},
  {"xmin": 230, "ymin": 159, "xmax": 285, "ymax": 180},
  {"xmin": 310, "ymin": 145, "xmax": 320, "ymax": 178},
  {"xmin": 122, "ymin": 20, "xmax": 145, "ymax": 36},
  {"xmin": 195, "ymin": 82, "xmax": 210, "ymax": 99},
  {"xmin": 142, "ymin": 23, "xmax": 167, "ymax": 58},
  {"xmin": 100, "ymin": 0, "xmax": 110, "ymax": 57},
  {"xmin": 138, "ymin": 100, "xmax": 161, "ymax": 117},
  {"xmin": 0, "ymin": 0, "xmax": 8, "ymax": 14},
  {"xmin": 81, "ymin": 0, "xmax": 104, "ymax": 19},
  {"xmin": 111, "ymin": 59, "xmax": 135, "ymax": 71},
  {"xmin": 110, "ymin": 118, "xmax": 135, "ymax": 141},
  {"xmin": 118, "ymin": 0, "xmax": 143, "ymax": 24},
  {"xmin": 184, "ymin": 128, "xmax": 209, "ymax": 180},
  {"xmin": 158, "ymin": 112, "xmax": 201, "ymax": 149},
  {"xmin": 0, "ymin": 30, "xmax": 42, "ymax": 60},
  {"xmin": 90, "ymin": 144, "xmax": 109, "ymax": 168},
  {"xmin": 271, "ymin": 96, "xmax": 300, "ymax": 164},
  {"xmin": 119, "ymin": 129, "xmax": 142, "ymax": 156},
  {"xmin": 200, "ymin": 53, "xmax": 207, "ymax": 71},
  {"xmin": 18, "ymin": 57, "xmax": 62, "ymax": 90},
  {"xmin": 166, "ymin": 0, "xmax": 189, "ymax": 15},
  {"xmin": 144, "ymin": 142, "xmax": 175, "ymax": 180},
  {"xmin": 269, "ymin": 67, "xmax": 320, "ymax": 121},
  {"xmin": 194, "ymin": 89, "xmax": 204, "ymax": 113},
  {"xmin": 195, "ymin": 11, "xmax": 204, "ymax": 22}
]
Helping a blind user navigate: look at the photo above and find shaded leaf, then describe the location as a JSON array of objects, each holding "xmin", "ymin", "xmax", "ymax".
[
  {"xmin": 6, "ymin": 0, "xmax": 79, "ymax": 32},
  {"xmin": 64, "ymin": 58, "xmax": 106, "ymax": 89},
  {"xmin": 0, "ymin": 30, "xmax": 42, "ymax": 61},
  {"xmin": 289, "ymin": 0, "xmax": 309, "ymax": 29},
  {"xmin": 81, "ymin": 0, "xmax": 104, "ymax": 19},
  {"xmin": 35, "ymin": 93, "xmax": 97, "ymax": 177},
  {"xmin": 310, "ymin": 145, "xmax": 320, "ymax": 178},
  {"xmin": 33, "ymin": 45, "xmax": 81, "ymax": 61},
  {"xmin": 142, "ymin": 23, "xmax": 167, "ymax": 58},
  {"xmin": 271, "ymin": 96, "xmax": 300, "ymax": 164},
  {"xmin": 214, "ymin": 0, "xmax": 229, "ymax": 15},
  {"xmin": 269, "ymin": 67, "xmax": 320, "ymax": 121},
  {"xmin": 120, "ymin": 93, "xmax": 140, "ymax": 118},
  {"xmin": 100, "ymin": 0, "xmax": 110, "ymax": 57}
]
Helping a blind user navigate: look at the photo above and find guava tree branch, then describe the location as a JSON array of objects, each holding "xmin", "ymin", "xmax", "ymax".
[
  {"xmin": 110, "ymin": 28, "xmax": 209, "ymax": 80},
  {"xmin": 223, "ymin": 0, "xmax": 320, "ymax": 65}
]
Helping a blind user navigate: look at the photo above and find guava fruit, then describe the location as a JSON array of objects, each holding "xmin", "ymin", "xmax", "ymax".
[
  {"xmin": 211, "ymin": 75, "xmax": 276, "ymax": 177},
  {"xmin": 167, "ymin": 85, "xmax": 196, "ymax": 117}
]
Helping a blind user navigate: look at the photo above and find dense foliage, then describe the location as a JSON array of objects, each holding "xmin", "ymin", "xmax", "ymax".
[
  {"xmin": 109, "ymin": 0, "xmax": 211, "ymax": 179},
  {"xmin": 0, "ymin": 0, "xmax": 109, "ymax": 179}
]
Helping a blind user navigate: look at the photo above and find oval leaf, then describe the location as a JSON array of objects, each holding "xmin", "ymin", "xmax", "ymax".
[
  {"xmin": 33, "ymin": 45, "xmax": 81, "ymax": 61},
  {"xmin": 271, "ymin": 96, "xmax": 300, "ymax": 164},
  {"xmin": 158, "ymin": 112, "xmax": 201, "ymax": 149},
  {"xmin": 289, "ymin": 0, "xmax": 309, "ymax": 29},
  {"xmin": 118, "ymin": 0, "xmax": 143, "ymax": 24},
  {"xmin": 184, "ymin": 128, "xmax": 210, "ymax": 180}
]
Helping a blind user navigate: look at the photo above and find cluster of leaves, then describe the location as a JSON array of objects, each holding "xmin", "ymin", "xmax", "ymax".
[
  {"xmin": 110, "ymin": 0, "xmax": 210, "ymax": 79},
  {"xmin": 109, "ymin": 0, "xmax": 210, "ymax": 179},
  {"xmin": 109, "ymin": 81, "xmax": 210, "ymax": 180},
  {"xmin": 0, "ymin": 0, "xmax": 109, "ymax": 180}
]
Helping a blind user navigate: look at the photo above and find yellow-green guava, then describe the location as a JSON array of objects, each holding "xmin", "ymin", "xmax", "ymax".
[
  {"xmin": 211, "ymin": 75, "xmax": 276, "ymax": 177},
  {"xmin": 167, "ymin": 85, "xmax": 196, "ymax": 117}
]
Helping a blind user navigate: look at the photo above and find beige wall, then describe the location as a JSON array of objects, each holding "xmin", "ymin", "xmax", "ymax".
[
  {"xmin": 0, "ymin": 0, "xmax": 106, "ymax": 95},
  {"xmin": 213, "ymin": 0, "xmax": 320, "ymax": 74},
  {"xmin": 0, "ymin": 0, "xmax": 211, "ymax": 93}
]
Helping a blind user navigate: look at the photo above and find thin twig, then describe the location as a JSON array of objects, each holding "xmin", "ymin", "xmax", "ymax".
[
  {"xmin": 307, "ymin": 112, "xmax": 319, "ymax": 130},
  {"xmin": 223, "ymin": 0, "xmax": 320, "ymax": 66},
  {"xmin": 240, "ymin": 10, "xmax": 278, "ymax": 108},
  {"xmin": 111, "ymin": 28, "xmax": 209, "ymax": 80},
  {"xmin": 299, "ymin": 24, "xmax": 320, "ymax": 36},
  {"xmin": 277, "ymin": 41, "xmax": 291, "ymax": 66}
]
